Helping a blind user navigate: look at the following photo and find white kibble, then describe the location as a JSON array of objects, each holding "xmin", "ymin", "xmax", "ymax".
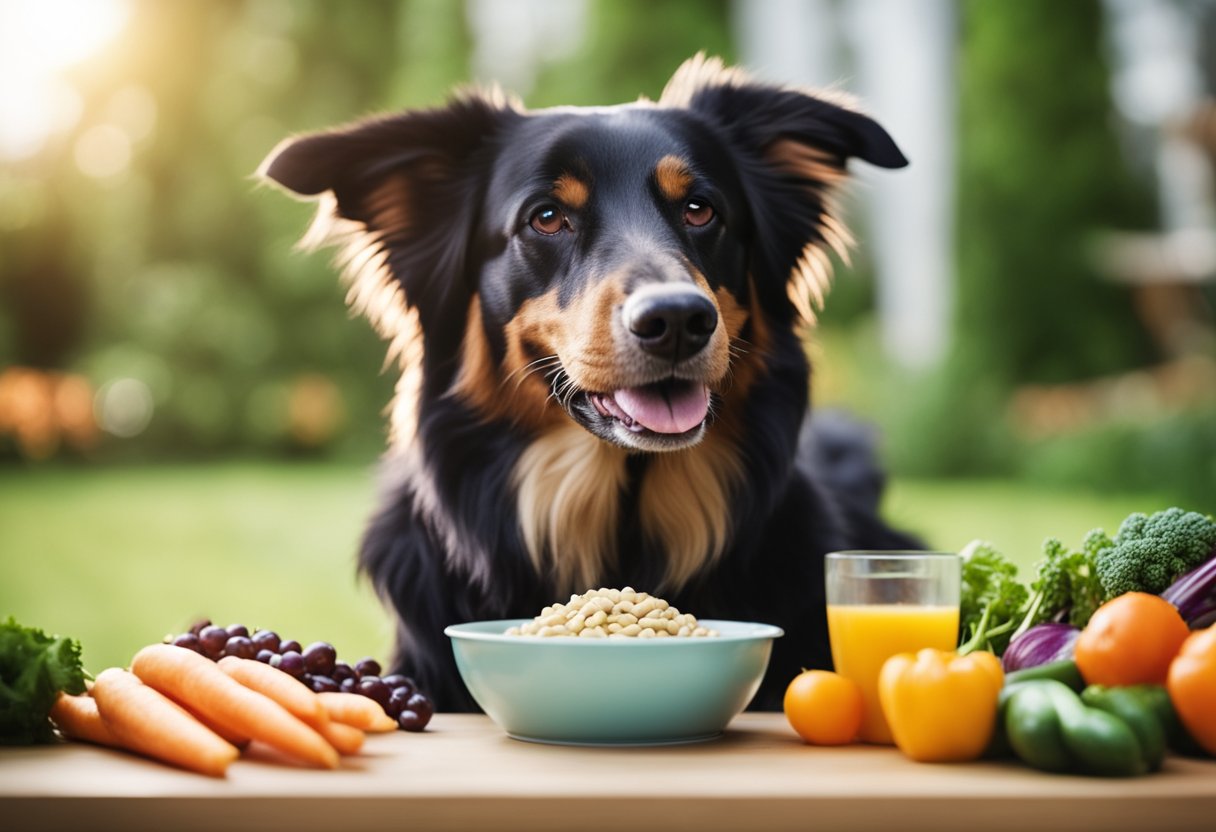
[{"xmin": 505, "ymin": 588, "xmax": 719, "ymax": 639}]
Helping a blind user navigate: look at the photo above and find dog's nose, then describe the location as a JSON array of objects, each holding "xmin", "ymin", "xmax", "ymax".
[{"xmin": 623, "ymin": 286, "xmax": 718, "ymax": 361}]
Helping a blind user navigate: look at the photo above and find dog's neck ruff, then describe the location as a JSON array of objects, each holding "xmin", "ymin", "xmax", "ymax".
[{"xmin": 511, "ymin": 421, "xmax": 743, "ymax": 595}]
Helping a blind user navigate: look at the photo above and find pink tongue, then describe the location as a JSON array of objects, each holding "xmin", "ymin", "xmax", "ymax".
[{"xmin": 613, "ymin": 384, "xmax": 709, "ymax": 434}]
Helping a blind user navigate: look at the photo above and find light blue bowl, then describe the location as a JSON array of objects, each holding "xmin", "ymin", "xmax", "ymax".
[{"xmin": 445, "ymin": 619, "xmax": 782, "ymax": 745}]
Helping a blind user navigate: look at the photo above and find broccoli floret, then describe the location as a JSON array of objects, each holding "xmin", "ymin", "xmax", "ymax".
[{"xmin": 1094, "ymin": 508, "xmax": 1216, "ymax": 600}]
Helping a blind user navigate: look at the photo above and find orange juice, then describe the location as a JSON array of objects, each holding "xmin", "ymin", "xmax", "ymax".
[{"xmin": 827, "ymin": 604, "xmax": 959, "ymax": 744}]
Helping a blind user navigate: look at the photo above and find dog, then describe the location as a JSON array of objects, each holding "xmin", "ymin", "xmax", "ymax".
[{"xmin": 260, "ymin": 55, "xmax": 919, "ymax": 711}]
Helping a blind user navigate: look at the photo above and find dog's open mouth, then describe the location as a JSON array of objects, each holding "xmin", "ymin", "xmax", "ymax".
[
  {"xmin": 566, "ymin": 377, "xmax": 711, "ymax": 451},
  {"xmin": 589, "ymin": 380, "xmax": 709, "ymax": 435}
]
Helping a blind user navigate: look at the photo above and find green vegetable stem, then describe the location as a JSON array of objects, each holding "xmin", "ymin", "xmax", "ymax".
[
  {"xmin": 958, "ymin": 540, "xmax": 1028, "ymax": 655},
  {"xmin": 1004, "ymin": 659, "xmax": 1085, "ymax": 692}
]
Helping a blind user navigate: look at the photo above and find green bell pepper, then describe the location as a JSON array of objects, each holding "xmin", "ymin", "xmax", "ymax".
[{"xmin": 1003, "ymin": 679, "xmax": 1173, "ymax": 777}]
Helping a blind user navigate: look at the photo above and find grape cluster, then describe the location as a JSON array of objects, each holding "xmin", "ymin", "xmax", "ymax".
[{"xmin": 168, "ymin": 619, "xmax": 433, "ymax": 732}]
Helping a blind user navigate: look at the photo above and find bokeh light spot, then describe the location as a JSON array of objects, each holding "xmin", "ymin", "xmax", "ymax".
[{"xmin": 96, "ymin": 377, "xmax": 155, "ymax": 438}]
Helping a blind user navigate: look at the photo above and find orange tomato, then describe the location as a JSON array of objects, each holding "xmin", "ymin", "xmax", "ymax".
[
  {"xmin": 1074, "ymin": 592, "xmax": 1190, "ymax": 686},
  {"xmin": 1167, "ymin": 625, "xmax": 1216, "ymax": 756},
  {"xmin": 783, "ymin": 670, "xmax": 863, "ymax": 746}
]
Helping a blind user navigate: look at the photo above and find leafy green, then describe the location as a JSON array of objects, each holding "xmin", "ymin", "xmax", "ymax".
[
  {"xmin": 958, "ymin": 540, "xmax": 1029, "ymax": 655},
  {"xmin": 0, "ymin": 618, "xmax": 86, "ymax": 745},
  {"xmin": 1012, "ymin": 534, "xmax": 1105, "ymax": 639}
]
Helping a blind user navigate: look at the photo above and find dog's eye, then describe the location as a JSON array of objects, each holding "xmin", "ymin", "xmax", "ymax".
[
  {"xmin": 529, "ymin": 206, "xmax": 568, "ymax": 236},
  {"xmin": 684, "ymin": 200, "xmax": 715, "ymax": 228}
]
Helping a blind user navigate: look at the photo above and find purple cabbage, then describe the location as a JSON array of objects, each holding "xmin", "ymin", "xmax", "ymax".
[
  {"xmin": 1001, "ymin": 622, "xmax": 1080, "ymax": 673},
  {"xmin": 1161, "ymin": 554, "xmax": 1216, "ymax": 629}
]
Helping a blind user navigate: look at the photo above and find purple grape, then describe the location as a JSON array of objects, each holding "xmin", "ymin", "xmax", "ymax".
[
  {"xmin": 223, "ymin": 635, "xmax": 256, "ymax": 660},
  {"xmin": 279, "ymin": 639, "xmax": 302, "ymax": 655},
  {"xmin": 188, "ymin": 618, "xmax": 212, "ymax": 636},
  {"xmin": 256, "ymin": 649, "xmax": 276, "ymax": 663},
  {"xmin": 398, "ymin": 710, "xmax": 429, "ymax": 732},
  {"xmin": 302, "ymin": 642, "xmax": 336, "ymax": 676},
  {"xmin": 354, "ymin": 657, "xmax": 381, "ymax": 679},
  {"xmin": 331, "ymin": 662, "xmax": 355, "ymax": 684},
  {"xmin": 251, "ymin": 629, "xmax": 281, "ymax": 654},
  {"xmin": 171, "ymin": 632, "xmax": 204, "ymax": 654},
  {"xmin": 340, "ymin": 677, "xmax": 358, "ymax": 693},
  {"xmin": 405, "ymin": 692, "xmax": 434, "ymax": 723},
  {"xmin": 357, "ymin": 677, "xmax": 391, "ymax": 710},
  {"xmin": 226, "ymin": 624, "xmax": 250, "ymax": 639},
  {"xmin": 386, "ymin": 686, "xmax": 412, "ymax": 719},
  {"xmin": 382, "ymin": 674, "xmax": 412, "ymax": 690},
  {"xmin": 276, "ymin": 650, "xmax": 304, "ymax": 678},
  {"xmin": 198, "ymin": 625, "xmax": 229, "ymax": 659},
  {"xmin": 309, "ymin": 675, "xmax": 339, "ymax": 693}
]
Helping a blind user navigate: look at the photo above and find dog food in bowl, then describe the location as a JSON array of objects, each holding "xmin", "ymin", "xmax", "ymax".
[{"xmin": 504, "ymin": 587, "xmax": 718, "ymax": 639}]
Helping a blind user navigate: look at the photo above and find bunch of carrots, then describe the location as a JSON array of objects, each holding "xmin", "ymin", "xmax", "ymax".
[{"xmin": 49, "ymin": 643, "xmax": 398, "ymax": 776}]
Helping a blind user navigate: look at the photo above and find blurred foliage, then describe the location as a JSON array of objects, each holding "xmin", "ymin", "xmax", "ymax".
[
  {"xmin": 847, "ymin": 0, "xmax": 1214, "ymax": 507},
  {"xmin": 2, "ymin": 0, "xmax": 459, "ymax": 460},
  {"xmin": 529, "ymin": 0, "xmax": 733, "ymax": 107}
]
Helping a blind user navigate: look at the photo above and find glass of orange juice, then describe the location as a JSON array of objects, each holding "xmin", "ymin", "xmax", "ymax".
[{"xmin": 825, "ymin": 551, "xmax": 960, "ymax": 744}]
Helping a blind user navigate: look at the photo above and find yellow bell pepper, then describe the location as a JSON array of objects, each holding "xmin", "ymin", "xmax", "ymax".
[{"xmin": 878, "ymin": 648, "xmax": 1004, "ymax": 762}]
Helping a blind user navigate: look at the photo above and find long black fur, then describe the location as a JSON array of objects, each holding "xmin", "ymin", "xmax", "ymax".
[{"xmin": 262, "ymin": 57, "xmax": 920, "ymax": 712}]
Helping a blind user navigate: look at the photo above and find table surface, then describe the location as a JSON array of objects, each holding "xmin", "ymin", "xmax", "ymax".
[{"xmin": 3, "ymin": 713, "xmax": 1215, "ymax": 832}]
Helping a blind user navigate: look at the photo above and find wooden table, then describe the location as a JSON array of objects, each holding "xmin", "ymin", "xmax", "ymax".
[{"xmin": 3, "ymin": 713, "xmax": 1215, "ymax": 831}]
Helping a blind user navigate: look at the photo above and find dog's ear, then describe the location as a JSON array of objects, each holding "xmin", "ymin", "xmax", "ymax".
[
  {"xmin": 259, "ymin": 93, "xmax": 518, "ymax": 336},
  {"xmin": 660, "ymin": 55, "xmax": 907, "ymax": 320}
]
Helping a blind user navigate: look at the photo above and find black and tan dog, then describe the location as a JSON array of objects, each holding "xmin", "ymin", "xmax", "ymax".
[{"xmin": 261, "ymin": 55, "xmax": 918, "ymax": 711}]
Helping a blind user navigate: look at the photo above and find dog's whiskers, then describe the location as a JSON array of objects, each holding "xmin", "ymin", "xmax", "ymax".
[{"xmin": 503, "ymin": 354, "xmax": 561, "ymax": 392}]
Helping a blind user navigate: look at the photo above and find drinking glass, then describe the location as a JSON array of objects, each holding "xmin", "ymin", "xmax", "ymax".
[{"xmin": 825, "ymin": 551, "xmax": 961, "ymax": 744}]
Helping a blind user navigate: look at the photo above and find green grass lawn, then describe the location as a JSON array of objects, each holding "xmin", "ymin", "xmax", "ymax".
[
  {"xmin": 0, "ymin": 462, "xmax": 1167, "ymax": 673},
  {"xmin": 0, "ymin": 462, "xmax": 393, "ymax": 674}
]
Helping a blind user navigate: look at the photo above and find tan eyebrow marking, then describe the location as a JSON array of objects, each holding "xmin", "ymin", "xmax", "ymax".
[
  {"xmin": 655, "ymin": 155, "xmax": 695, "ymax": 202},
  {"xmin": 552, "ymin": 173, "xmax": 590, "ymax": 210}
]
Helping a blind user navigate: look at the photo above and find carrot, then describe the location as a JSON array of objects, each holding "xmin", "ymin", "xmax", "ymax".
[
  {"xmin": 216, "ymin": 656, "xmax": 327, "ymax": 730},
  {"xmin": 50, "ymin": 692, "xmax": 120, "ymax": 748},
  {"xmin": 317, "ymin": 691, "xmax": 398, "ymax": 732},
  {"xmin": 180, "ymin": 701, "xmax": 251, "ymax": 749},
  {"xmin": 317, "ymin": 718, "xmax": 365, "ymax": 756},
  {"xmin": 90, "ymin": 668, "xmax": 239, "ymax": 777},
  {"xmin": 216, "ymin": 658, "xmax": 365, "ymax": 755},
  {"xmin": 131, "ymin": 644, "xmax": 338, "ymax": 769}
]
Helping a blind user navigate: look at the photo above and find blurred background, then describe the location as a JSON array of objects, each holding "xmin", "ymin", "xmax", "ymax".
[{"xmin": 1, "ymin": 0, "xmax": 1213, "ymax": 672}]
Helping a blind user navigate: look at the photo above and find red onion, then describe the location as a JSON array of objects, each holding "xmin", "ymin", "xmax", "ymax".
[
  {"xmin": 1001, "ymin": 622, "xmax": 1080, "ymax": 673},
  {"xmin": 1161, "ymin": 555, "xmax": 1216, "ymax": 629}
]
